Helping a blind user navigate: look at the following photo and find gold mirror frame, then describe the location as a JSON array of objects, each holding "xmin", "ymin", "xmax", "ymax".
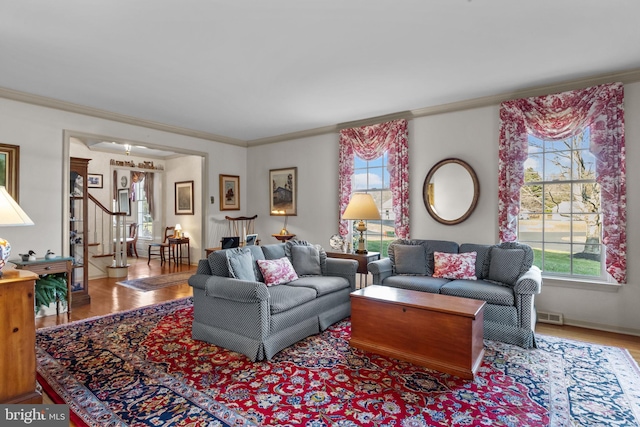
[{"xmin": 422, "ymin": 158, "xmax": 480, "ymax": 225}]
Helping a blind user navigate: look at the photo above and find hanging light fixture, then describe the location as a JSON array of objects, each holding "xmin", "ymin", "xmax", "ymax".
[{"xmin": 124, "ymin": 144, "xmax": 131, "ymax": 155}]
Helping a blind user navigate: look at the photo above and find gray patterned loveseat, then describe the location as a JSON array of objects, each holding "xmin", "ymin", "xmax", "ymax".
[
  {"xmin": 368, "ymin": 239, "xmax": 542, "ymax": 348},
  {"xmin": 188, "ymin": 240, "xmax": 358, "ymax": 361}
]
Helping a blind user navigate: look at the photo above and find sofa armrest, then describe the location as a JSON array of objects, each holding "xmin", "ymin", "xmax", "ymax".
[
  {"xmin": 514, "ymin": 266, "xmax": 542, "ymax": 295},
  {"xmin": 325, "ymin": 258, "xmax": 358, "ymax": 291},
  {"xmin": 368, "ymin": 258, "xmax": 393, "ymax": 284},
  {"xmin": 197, "ymin": 275, "xmax": 270, "ymax": 303}
]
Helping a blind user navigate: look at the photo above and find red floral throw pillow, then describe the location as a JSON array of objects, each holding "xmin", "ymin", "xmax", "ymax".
[
  {"xmin": 256, "ymin": 257, "xmax": 299, "ymax": 286},
  {"xmin": 433, "ymin": 251, "xmax": 477, "ymax": 280}
]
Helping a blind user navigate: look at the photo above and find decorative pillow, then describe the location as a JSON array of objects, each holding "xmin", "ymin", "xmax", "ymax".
[
  {"xmin": 256, "ymin": 257, "xmax": 299, "ymax": 286},
  {"xmin": 284, "ymin": 240, "xmax": 327, "ymax": 274},
  {"xmin": 433, "ymin": 251, "xmax": 477, "ymax": 280},
  {"xmin": 225, "ymin": 248, "xmax": 256, "ymax": 282},
  {"xmin": 393, "ymin": 244, "xmax": 427, "ymax": 275},
  {"xmin": 290, "ymin": 245, "xmax": 322, "ymax": 276},
  {"xmin": 488, "ymin": 247, "xmax": 526, "ymax": 285}
]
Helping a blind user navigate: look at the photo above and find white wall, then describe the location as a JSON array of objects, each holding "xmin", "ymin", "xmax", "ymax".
[
  {"xmin": 247, "ymin": 133, "xmax": 341, "ymax": 246},
  {"xmin": 0, "ymin": 97, "xmax": 246, "ymax": 264},
  {"xmin": 247, "ymin": 81, "xmax": 640, "ymax": 335}
]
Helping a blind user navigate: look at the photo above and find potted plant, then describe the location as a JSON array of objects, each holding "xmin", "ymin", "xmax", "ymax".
[{"xmin": 35, "ymin": 274, "xmax": 68, "ymax": 316}]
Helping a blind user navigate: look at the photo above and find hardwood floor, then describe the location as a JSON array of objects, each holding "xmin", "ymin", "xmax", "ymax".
[
  {"xmin": 36, "ymin": 260, "xmax": 640, "ymax": 426},
  {"xmin": 35, "ymin": 258, "xmax": 196, "ymax": 329}
]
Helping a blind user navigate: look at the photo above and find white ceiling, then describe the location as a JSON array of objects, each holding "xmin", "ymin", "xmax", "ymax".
[{"xmin": 2, "ymin": 0, "xmax": 640, "ymax": 144}]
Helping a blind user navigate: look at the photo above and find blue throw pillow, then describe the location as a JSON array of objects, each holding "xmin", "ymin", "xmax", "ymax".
[{"xmin": 226, "ymin": 248, "xmax": 256, "ymax": 282}]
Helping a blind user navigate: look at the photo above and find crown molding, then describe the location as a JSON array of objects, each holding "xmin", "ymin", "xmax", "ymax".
[
  {"xmin": 0, "ymin": 86, "xmax": 247, "ymax": 147},
  {"xmin": 411, "ymin": 68, "xmax": 640, "ymax": 118},
  {"xmin": 4, "ymin": 68, "xmax": 640, "ymax": 148}
]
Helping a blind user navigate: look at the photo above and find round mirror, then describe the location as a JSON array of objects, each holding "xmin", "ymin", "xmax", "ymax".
[{"xmin": 422, "ymin": 158, "xmax": 479, "ymax": 225}]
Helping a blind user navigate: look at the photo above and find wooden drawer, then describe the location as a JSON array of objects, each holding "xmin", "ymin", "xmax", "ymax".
[{"xmin": 21, "ymin": 260, "xmax": 70, "ymax": 276}]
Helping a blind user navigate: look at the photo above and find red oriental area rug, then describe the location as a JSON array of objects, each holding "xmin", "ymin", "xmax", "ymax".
[{"xmin": 36, "ymin": 297, "xmax": 640, "ymax": 426}]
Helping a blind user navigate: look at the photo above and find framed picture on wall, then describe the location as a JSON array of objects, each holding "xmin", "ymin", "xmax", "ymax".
[
  {"xmin": 117, "ymin": 189, "xmax": 130, "ymax": 216},
  {"xmin": 219, "ymin": 174, "xmax": 240, "ymax": 211},
  {"xmin": 0, "ymin": 143, "xmax": 20, "ymax": 201},
  {"xmin": 269, "ymin": 167, "xmax": 297, "ymax": 216},
  {"xmin": 175, "ymin": 180, "xmax": 194, "ymax": 215},
  {"xmin": 87, "ymin": 173, "xmax": 103, "ymax": 188}
]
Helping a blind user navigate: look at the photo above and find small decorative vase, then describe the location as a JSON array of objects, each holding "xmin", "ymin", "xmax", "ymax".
[{"xmin": 0, "ymin": 238, "xmax": 11, "ymax": 271}]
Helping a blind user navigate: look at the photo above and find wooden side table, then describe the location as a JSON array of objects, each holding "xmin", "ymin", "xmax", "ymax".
[
  {"xmin": 168, "ymin": 237, "xmax": 190, "ymax": 266},
  {"xmin": 10, "ymin": 256, "xmax": 74, "ymax": 314},
  {"xmin": 326, "ymin": 251, "xmax": 380, "ymax": 288},
  {"xmin": 272, "ymin": 234, "xmax": 296, "ymax": 242}
]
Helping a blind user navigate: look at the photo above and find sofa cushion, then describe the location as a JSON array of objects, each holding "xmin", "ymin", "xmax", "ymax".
[
  {"xmin": 488, "ymin": 246, "xmax": 529, "ymax": 285},
  {"xmin": 393, "ymin": 244, "xmax": 427, "ymax": 275},
  {"xmin": 382, "ymin": 275, "xmax": 449, "ymax": 293},
  {"xmin": 459, "ymin": 243, "xmax": 493, "ymax": 279},
  {"xmin": 440, "ymin": 279, "xmax": 515, "ymax": 306},
  {"xmin": 433, "ymin": 251, "xmax": 477, "ymax": 280},
  {"xmin": 390, "ymin": 239, "xmax": 459, "ymax": 275},
  {"xmin": 290, "ymin": 245, "xmax": 322, "ymax": 276},
  {"xmin": 267, "ymin": 285, "xmax": 317, "ymax": 314},
  {"xmin": 261, "ymin": 243, "xmax": 287, "ymax": 260},
  {"xmin": 285, "ymin": 240, "xmax": 327, "ymax": 275},
  {"xmin": 257, "ymin": 257, "xmax": 299, "ymax": 286},
  {"xmin": 287, "ymin": 275, "xmax": 349, "ymax": 296},
  {"xmin": 225, "ymin": 248, "xmax": 257, "ymax": 282}
]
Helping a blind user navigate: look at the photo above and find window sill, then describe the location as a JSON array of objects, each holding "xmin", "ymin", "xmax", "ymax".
[{"xmin": 542, "ymin": 275, "xmax": 621, "ymax": 293}]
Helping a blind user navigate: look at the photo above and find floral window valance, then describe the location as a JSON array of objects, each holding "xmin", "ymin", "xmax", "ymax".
[
  {"xmin": 338, "ymin": 119, "xmax": 409, "ymax": 239},
  {"xmin": 498, "ymin": 82, "xmax": 626, "ymax": 283}
]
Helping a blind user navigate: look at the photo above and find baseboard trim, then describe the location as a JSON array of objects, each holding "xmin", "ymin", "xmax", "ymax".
[{"xmin": 562, "ymin": 318, "xmax": 640, "ymax": 338}]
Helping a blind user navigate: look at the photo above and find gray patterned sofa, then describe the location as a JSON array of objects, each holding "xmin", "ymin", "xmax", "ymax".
[
  {"xmin": 188, "ymin": 241, "xmax": 358, "ymax": 361},
  {"xmin": 368, "ymin": 239, "xmax": 542, "ymax": 348}
]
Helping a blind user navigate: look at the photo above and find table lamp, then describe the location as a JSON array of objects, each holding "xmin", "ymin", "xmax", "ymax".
[
  {"xmin": 174, "ymin": 223, "xmax": 182, "ymax": 238},
  {"xmin": 342, "ymin": 193, "xmax": 381, "ymax": 254},
  {"xmin": 271, "ymin": 210, "xmax": 289, "ymax": 235},
  {"xmin": 0, "ymin": 186, "xmax": 35, "ymax": 276}
]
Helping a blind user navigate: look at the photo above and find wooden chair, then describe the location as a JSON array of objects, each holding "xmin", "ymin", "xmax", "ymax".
[
  {"xmin": 224, "ymin": 215, "xmax": 258, "ymax": 245},
  {"xmin": 147, "ymin": 226, "xmax": 175, "ymax": 265},
  {"xmin": 127, "ymin": 223, "xmax": 139, "ymax": 258}
]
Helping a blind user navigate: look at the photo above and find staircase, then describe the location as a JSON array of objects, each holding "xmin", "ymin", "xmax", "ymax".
[{"xmin": 87, "ymin": 194, "xmax": 130, "ymax": 279}]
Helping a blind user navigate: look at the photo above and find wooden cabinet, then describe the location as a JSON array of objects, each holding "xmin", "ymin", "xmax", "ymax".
[
  {"xmin": 0, "ymin": 269, "xmax": 42, "ymax": 403},
  {"xmin": 70, "ymin": 157, "xmax": 91, "ymax": 307}
]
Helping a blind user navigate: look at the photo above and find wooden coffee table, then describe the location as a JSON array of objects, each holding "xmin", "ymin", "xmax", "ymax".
[{"xmin": 350, "ymin": 285, "xmax": 485, "ymax": 379}]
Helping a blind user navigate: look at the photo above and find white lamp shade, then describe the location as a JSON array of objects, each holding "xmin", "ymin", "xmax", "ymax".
[
  {"xmin": 0, "ymin": 186, "xmax": 34, "ymax": 226},
  {"xmin": 342, "ymin": 193, "xmax": 381, "ymax": 221},
  {"xmin": 174, "ymin": 223, "xmax": 182, "ymax": 231}
]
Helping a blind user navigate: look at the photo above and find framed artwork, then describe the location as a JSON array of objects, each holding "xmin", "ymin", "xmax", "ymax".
[
  {"xmin": 0, "ymin": 143, "xmax": 19, "ymax": 201},
  {"xmin": 87, "ymin": 173, "xmax": 103, "ymax": 188},
  {"xmin": 175, "ymin": 180, "xmax": 194, "ymax": 215},
  {"xmin": 269, "ymin": 167, "xmax": 297, "ymax": 216},
  {"xmin": 219, "ymin": 174, "xmax": 240, "ymax": 211},
  {"xmin": 117, "ymin": 189, "xmax": 130, "ymax": 216}
]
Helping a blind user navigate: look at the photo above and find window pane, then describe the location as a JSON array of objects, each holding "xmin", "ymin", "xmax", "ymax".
[
  {"xmin": 573, "ymin": 244, "xmax": 601, "ymax": 277},
  {"xmin": 519, "ymin": 215, "xmax": 542, "ymax": 242},
  {"xmin": 354, "ymin": 157, "xmax": 367, "ymax": 168},
  {"xmin": 544, "ymin": 151, "xmax": 571, "ymax": 181},
  {"xmin": 573, "ymin": 149, "xmax": 596, "ymax": 179},
  {"xmin": 520, "ymin": 184, "xmax": 543, "ymax": 214},
  {"xmin": 543, "ymin": 244, "xmax": 572, "ymax": 274},
  {"xmin": 543, "ymin": 216, "xmax": 569, "ymax": 244},
  {"xmin": 545, "ymin": 139, "xmax": 572, "ymax": 152},
  {"xmin": 524, "ymin": 155, "xmax": 543, "ymax": 183},
  {"xmin": 544, "ymin": 183, "xmax": 571, "ymax": 213}
]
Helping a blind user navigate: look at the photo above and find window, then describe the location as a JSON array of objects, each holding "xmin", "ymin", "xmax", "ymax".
[
  {"xmin": 519, "ymin": 129, "xmax": 605, "ymax": 280},
  {"xmin": 338, "ymin": 119, "xmax": 410, "ymax": 256},
  {"xmin": 353, "ymin": 153, "xmax": 394, "ymax": 256},
  {"xmin": 134, "ymin": 179, "xmax": 153, "ymax": 239},
  {"xmin": 498, "ymin": 83, "xmax": 626, "ymax": 284}
]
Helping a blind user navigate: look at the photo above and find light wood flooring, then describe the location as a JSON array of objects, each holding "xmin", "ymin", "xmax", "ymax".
[{"xmin": 36, "ymin": 260, "xmax": 640, "ymax": 426}]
